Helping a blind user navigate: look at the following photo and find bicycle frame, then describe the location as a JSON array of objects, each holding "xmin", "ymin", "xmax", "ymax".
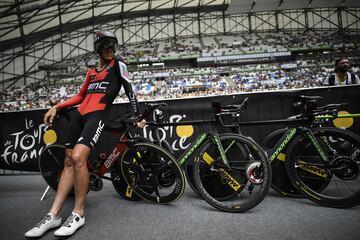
[
  {"xmin": 176, "ymin": 132, "xmax": 229, "ymax": 167},
  {"xmin": 146, "ymin": 118, "xmax": 254, "ymax": 192},
  {"xmin": 267, "ymin": 127, "xmax": 329, "ymax": 165},
  {"xmin": 146, "ymin": 119, "xmax": 229, "ymax": 167},
  {"xmin": 231, "ymin": 111, "xmax": 359, "ymax": 162},
  {"xmin": 88, "ymin": 135, "xmax": 129, "ymax": 177}
]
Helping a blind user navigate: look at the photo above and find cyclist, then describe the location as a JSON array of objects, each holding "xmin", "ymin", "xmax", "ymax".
[{"xmin": 25, "ymin": 30, "xmax": 145, "ymax": 238}]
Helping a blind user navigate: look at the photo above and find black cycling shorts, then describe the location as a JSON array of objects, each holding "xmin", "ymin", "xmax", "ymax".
[{"xmin": 64, "ymin": 110, "xmax": 109, "ymax": 150}]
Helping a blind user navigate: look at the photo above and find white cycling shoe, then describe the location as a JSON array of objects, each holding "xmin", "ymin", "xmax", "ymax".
[
  {"xmin": 25, "ymin": 212, "xmax": 61, "ymax": 238},
  {"xmin": 54, "ymin": 212, "xmax": 85, "ymax": 237}
]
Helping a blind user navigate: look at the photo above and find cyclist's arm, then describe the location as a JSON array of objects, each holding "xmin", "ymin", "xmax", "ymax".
[
  {"xmin": 44, "ymin": 72, "xmax": 90, "ymax": 126},
  {"xmin": 116, "ymin": 57, "xmax": 140, "ymax": 115},
  {"xmin": 55, "ymin": 72, "xmax": 90, "ymax": 110}
]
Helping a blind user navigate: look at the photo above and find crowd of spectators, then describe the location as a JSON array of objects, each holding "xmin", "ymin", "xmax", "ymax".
[
  {"xmin": 121, "ymin": 31, "xmax": 359, "ymax": 61},
  {"xmin": 2, "ymin": 30, "xmax": 360, "ymax": 112},
  {"xmin": 2, "ymin": 57, "xmax": 358, "ymax": 112}
]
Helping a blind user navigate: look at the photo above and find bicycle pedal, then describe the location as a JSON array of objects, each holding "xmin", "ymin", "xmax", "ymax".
[{"xmin": 89, "ymin": 173, "xmax": 103, "ymax": 191}]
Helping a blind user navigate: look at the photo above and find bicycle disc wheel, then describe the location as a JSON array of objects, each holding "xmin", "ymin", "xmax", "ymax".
[
  {"xmin": 110, "ymin": 137, "xmax": 150, "ymax": 201},
  {"xmin": 193, "ymin": 133, "xmax": 271, "ymax": 213},
  {"xmin": 121, "ymin": 142, "xmax": 185, "ymax": 204},
  {"xmin": 110, "ymin": 160, "xmax": 142, "ymax": 201},
  {"xmin": 38, "ymin": 144, "xmax": 74, "ymax": 195},
  {"xmin": 286, "ymin": 128, "xmax": 360, "ymax": 208}
]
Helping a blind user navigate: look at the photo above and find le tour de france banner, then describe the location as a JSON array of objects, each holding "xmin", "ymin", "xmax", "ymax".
[{"xmin": 1, "ymin": 85, "xmax": 360, "ymax": 172}]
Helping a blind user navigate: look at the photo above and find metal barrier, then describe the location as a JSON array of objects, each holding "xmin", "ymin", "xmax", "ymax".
[{"xmin": 1, "ymin": 85, "xmax": 359, "ymax": 172}]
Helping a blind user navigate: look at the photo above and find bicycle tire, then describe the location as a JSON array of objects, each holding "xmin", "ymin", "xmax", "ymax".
[
  {"xmin": 110, "ymin": 161, "xmax": 143, "ymax": 201},
  {"xmin": 111, "ymin": 137, "xmax": 150, "ymax": 201},
  {"xmin": 163, "ymin": 139, "xmax": 203, "ymax": 196},
  {"xmin": 285, "ymin": 127, "xmax": 360, "ymax": 208},
  {"xmin": 265, "ymin": 129, "xmax": 314, "ymax": 197},
  {"xmin": 121, "ymin": 142, "xmax": 185, "ymax": 204},
  {"xmin": 158, "ymin": 138, "xmax": 202, "ymax": 198},
  {"xmin": 193, "ymin": 133, "xmax": 271, "ymax": 213},
  {"xmin": 184, "ymin": 133, "xmax": 252, "ymax": 198},
  {"xmin": 183, "ymin": 159, "xmax": 201, "ymax": 196},
  {"xmin": 265, "ymin": 128, "xmax": 333, "ymax": 198},
  {"xmin": 38, "ymin": 144, "xmax": 75, "ymax": 197}
]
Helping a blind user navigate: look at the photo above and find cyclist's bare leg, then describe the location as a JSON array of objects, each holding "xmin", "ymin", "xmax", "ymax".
[
  {"xmin": 50, "ymin": 149, "xmax": 75, "ymax": 217},
  {"xmin": 71, "ymin": 143, "xmax": 91, "ymax": 217}
]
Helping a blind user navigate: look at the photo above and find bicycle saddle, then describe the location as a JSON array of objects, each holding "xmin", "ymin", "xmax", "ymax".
[
  {"xmin": 146, "ymin": 102, "xmax": 167, "ymax": 109},
  {"xmin": 212, "ymin": 98, "xmax": 248, "ymax": 113}
]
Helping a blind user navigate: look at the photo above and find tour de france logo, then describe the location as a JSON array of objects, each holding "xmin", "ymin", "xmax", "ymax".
[
  {"xmin": 1, "ymin": 118, "xmax": 59, "ymax": 166},
  {"xmin": 142, "ymin": 114, "xmax": 195, "ymax": 152}
]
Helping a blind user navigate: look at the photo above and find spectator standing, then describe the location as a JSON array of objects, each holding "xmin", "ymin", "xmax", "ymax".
[{"xmin": 323, "ymin": 57, "xmax": 359, "ymax": 86}]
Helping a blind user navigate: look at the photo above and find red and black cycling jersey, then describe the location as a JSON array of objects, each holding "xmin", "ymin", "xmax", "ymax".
[{"xmin": 57, "ymin": 56, "xmax": 139, "ymax": 115}]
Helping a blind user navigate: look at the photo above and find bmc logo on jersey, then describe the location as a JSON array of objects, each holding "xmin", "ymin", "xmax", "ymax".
[{"xmin": 87, "ymin": 81, "xmax": 109, "ymax": 92}]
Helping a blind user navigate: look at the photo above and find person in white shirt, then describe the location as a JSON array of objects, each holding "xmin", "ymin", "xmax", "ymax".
[{"xmin": 323, "ymin": 57, "xmax": 359, "ymax": 86}]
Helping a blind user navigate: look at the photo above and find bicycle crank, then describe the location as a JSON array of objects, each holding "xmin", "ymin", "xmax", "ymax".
[
  {"xmin": 246, "ymin": 161, "xmax": 264, "ymax": 184},
  {"xmin": 89, "ymin": 173, "xmax": 103, "ymax": 191},
  {"xmin": 330, "ymin": 157, "xmax": 359, "ymax": 181},
  {"xmin": 157, "ymin": 167, "xmax": 175, "ymax": 187}
]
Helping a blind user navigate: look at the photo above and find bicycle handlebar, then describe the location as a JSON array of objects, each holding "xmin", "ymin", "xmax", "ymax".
[
  {"xmin": 110, "ymin": 102, "xmax": 168, "ymax": 127},
  {"xmin": 215, "ymin": 98, "xmax": 249, "ymax": 128}
]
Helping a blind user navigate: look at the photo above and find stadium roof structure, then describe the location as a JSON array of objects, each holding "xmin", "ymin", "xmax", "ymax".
[
  {"xmin": 227, "ymin": 0, "xmax": 360, "ymax": 14},
  {"xmin": 1, "ymin": 0, "xmax": 360, "ymax": 89},
  {"xmin": 0, "ymin": 0, "xmax": 229, "ymax": 52},
  {"xmin": 2, "ymin": 0, "xmax": 360, "ymax": 52}
]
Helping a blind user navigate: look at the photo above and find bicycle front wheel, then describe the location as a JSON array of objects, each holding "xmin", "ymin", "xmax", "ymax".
[
  {"xmin": 121, "ymin": 142, "xmax": 185, "ymax": 204},
  {"xmin": 286, "ymin": 128, "xmax": 360, "ymax": 208},
  {"xmin": 193, "ymin": 133, "xmax": 271, "ymax": 213},
  {"xmin": 38, "ymin": 144, "xmax": 66, "ymax": 192}
]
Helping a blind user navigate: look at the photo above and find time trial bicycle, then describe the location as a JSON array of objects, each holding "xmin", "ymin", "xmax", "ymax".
[
  {"xmin": 38, "ymin": 108, "xmax": 185, "ymax": 204},
  {"xmin": 225, "ymin": 95, "xmax": 360, "ymax": 208},
  {"xmin": 263, "ymin": 96, "xmax": 360, "ymax": 197}
]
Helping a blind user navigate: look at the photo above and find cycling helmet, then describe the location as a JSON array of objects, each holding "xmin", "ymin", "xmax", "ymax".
[{"xmin": 94, "ymin": 30, "xmax": 118, "ymax": 54}]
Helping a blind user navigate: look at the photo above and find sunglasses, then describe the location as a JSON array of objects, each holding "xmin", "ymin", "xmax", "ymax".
[{"xmin": 101, "ymin": 39, "xmax": 117, "ymax": 51}]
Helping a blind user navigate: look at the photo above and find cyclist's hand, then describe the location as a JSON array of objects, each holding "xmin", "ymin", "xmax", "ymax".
[
  {"xmin": 44, "ymin": 106, "xmax": 58, "ymax": 126},
  {"xmin": 135, "ymin": 119, "xmax": 146, "ymax": 128}
]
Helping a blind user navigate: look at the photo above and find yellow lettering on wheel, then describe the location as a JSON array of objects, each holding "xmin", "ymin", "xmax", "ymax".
[
  {"xmin": 125, "ymin": 185, "xmax": 133, "ymax": 197},
  {"xmin": 126, "ymin": 175, "xmax": 136, "ymax": 197},
  {"xmin": 299, "ymin": 161, "xmax": 328, "ymax": 178},
  {"xmin": 219, "ymin": 168, "xmax": 241, "ymax": 191},
  {"xmin": 202, "ymin": 152, "xmax": 214, "ymax": 165}
]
